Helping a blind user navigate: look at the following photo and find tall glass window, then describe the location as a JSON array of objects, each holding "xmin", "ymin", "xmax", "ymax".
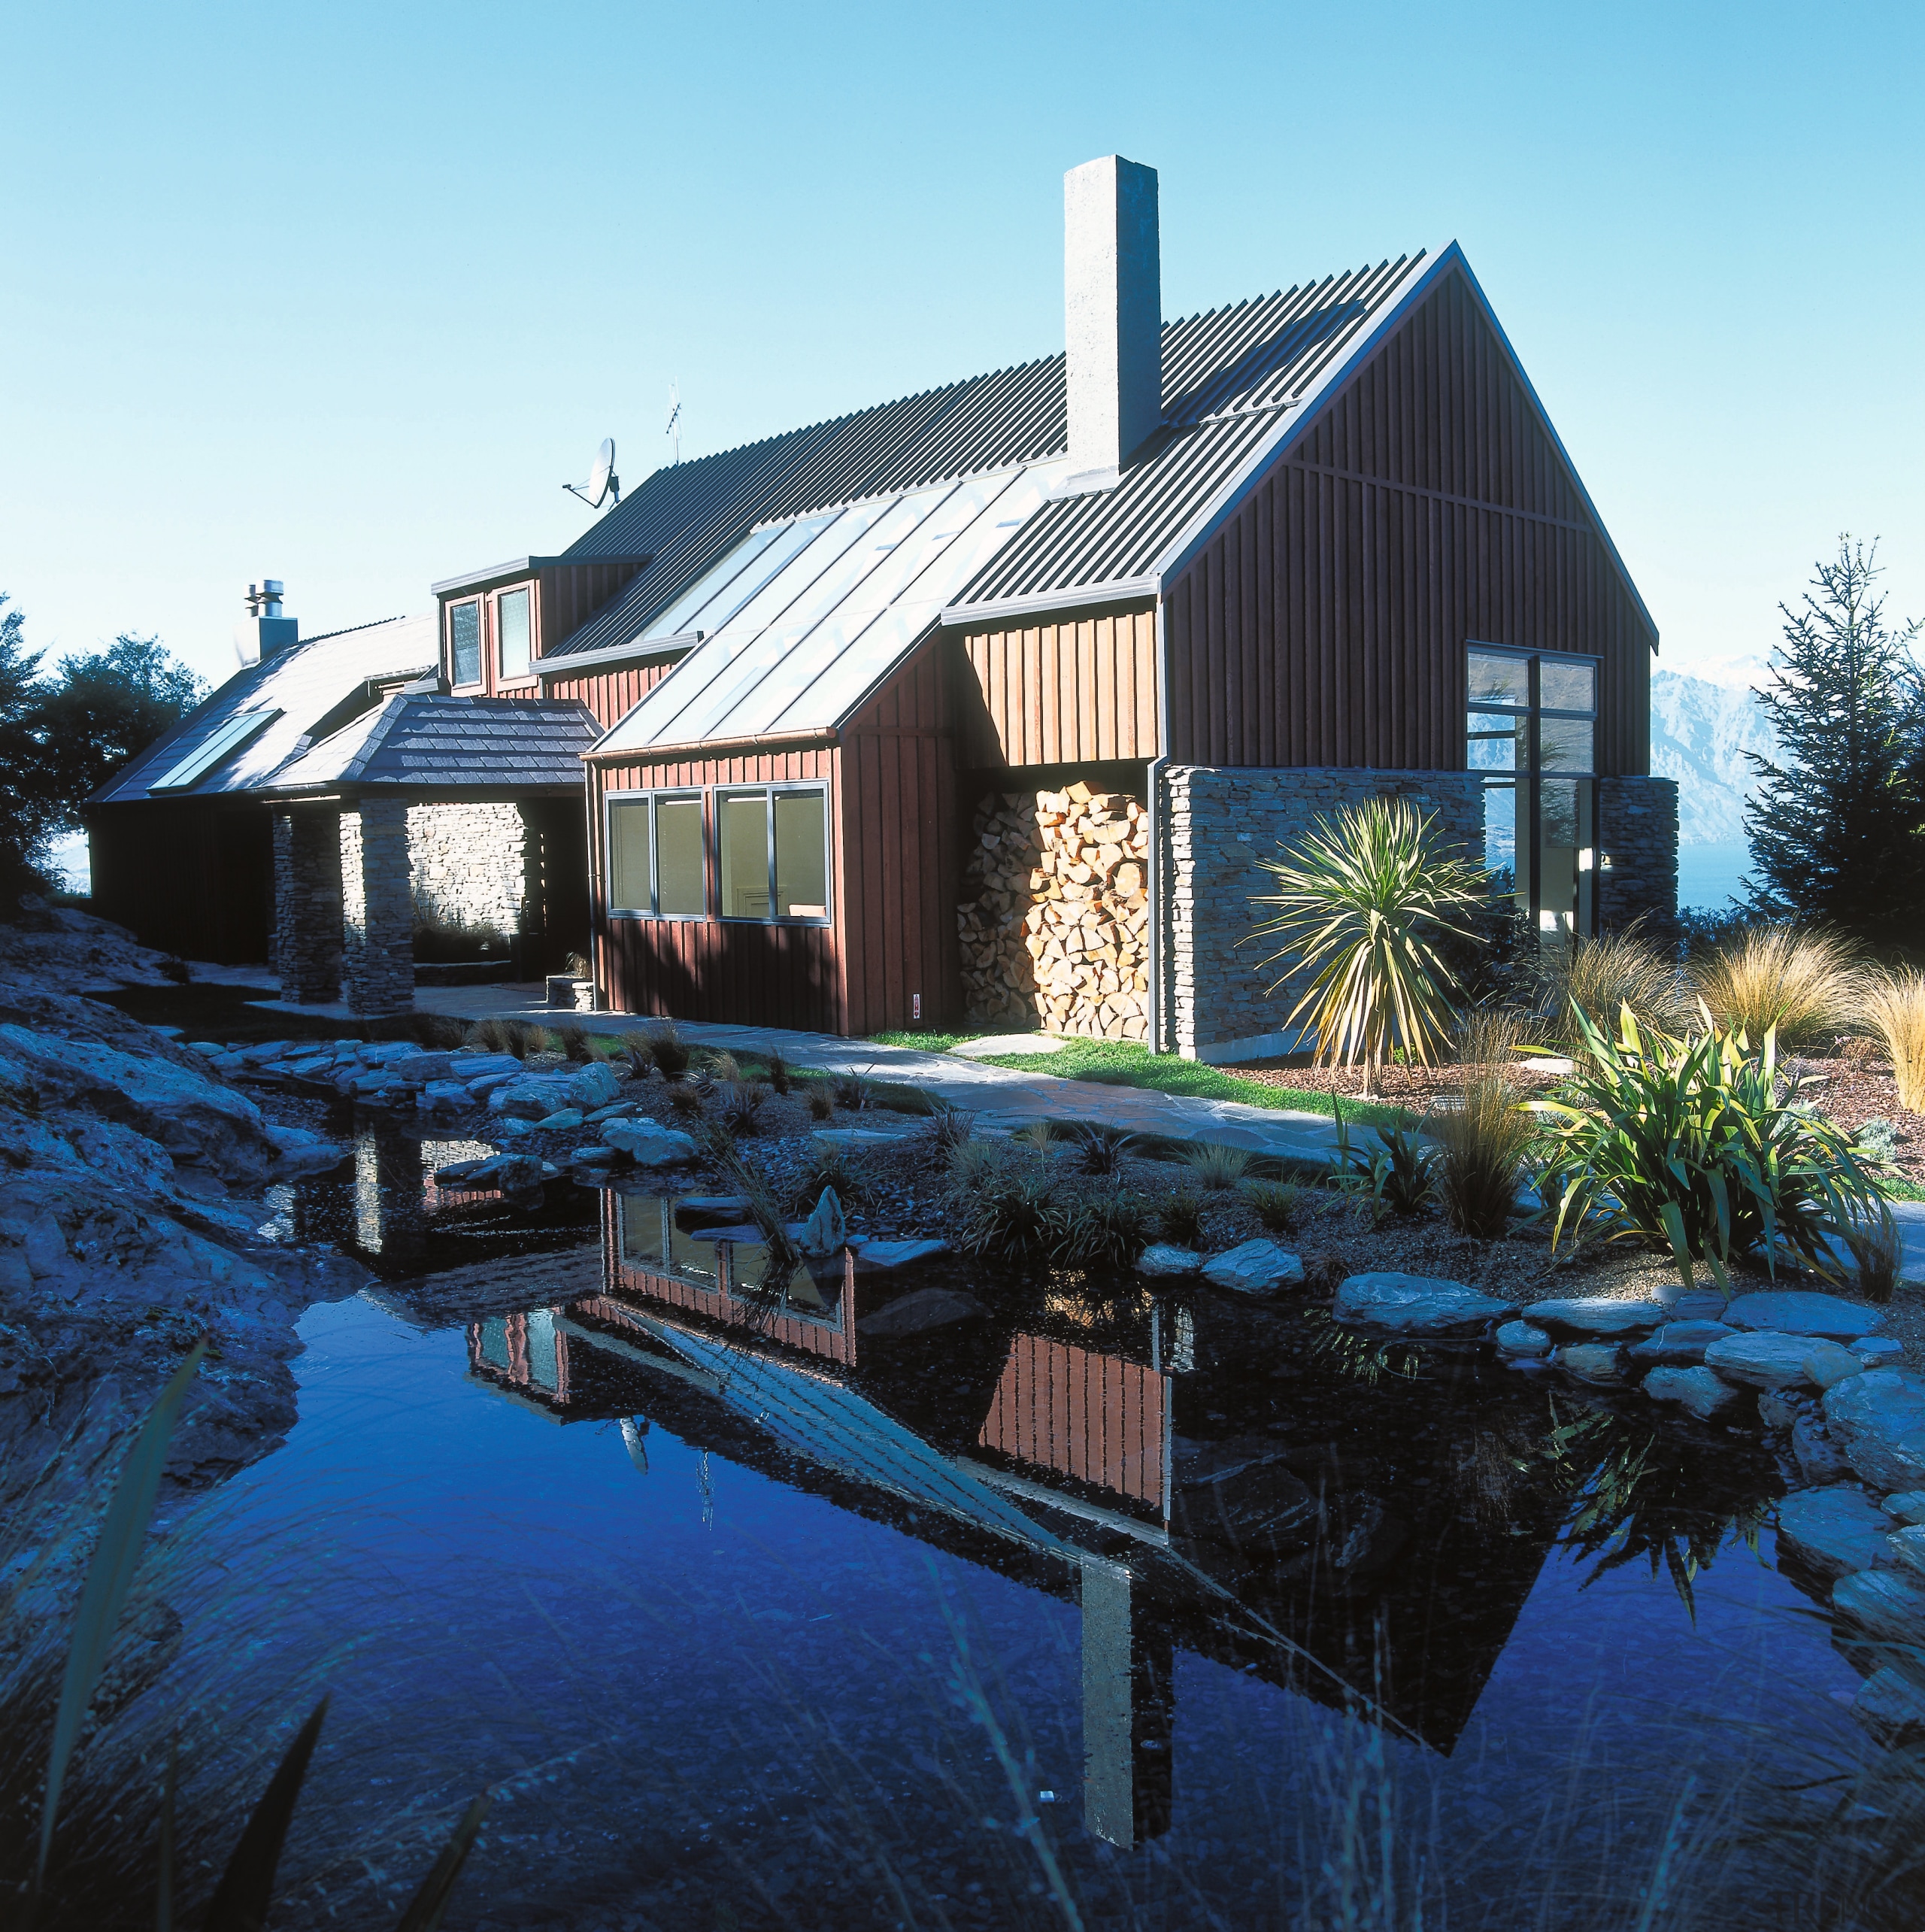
[
  {"xmin": 497, "ymin": 587, "xmax": 532, "ymax": 679},
  {"xmin": 1467, "ymin": 645, "xmax": 1598, "ymax": 947},
  {"xmin": 718, "ymin": 794, "xmax": 772, "ymax": 919},
  {"xmin": 718, "ymin": 786, "xmax": 829, "ymax": 923},
  {"xmin": 450, "ymin": 600, "xmax": 481, "ymax": 686},
  {"xmin": 606, "ymin": 793, "xmax": 706, "ymax": 917}
]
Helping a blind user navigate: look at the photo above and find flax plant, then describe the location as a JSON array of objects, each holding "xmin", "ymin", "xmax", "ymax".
[
  {"xmin": 1249, "ymin": 796, "xmax": 1488, "ymax": 1098},
  {"xmin": 1532, "ymin": 1004, "xmax": 1884, "ymax": 1291}
]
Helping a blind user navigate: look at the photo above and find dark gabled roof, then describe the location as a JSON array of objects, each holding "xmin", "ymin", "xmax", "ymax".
[
  {"xmin": 260, "ymin": 694, "xmax": 599, "ymax": 793},
  {"xmin": 547, "ymin": 255, "xmax": 1431, "ymax": 661},
  {"xmin": 92, "ymin": 615, "xmax": 434, "ymax": 804}
]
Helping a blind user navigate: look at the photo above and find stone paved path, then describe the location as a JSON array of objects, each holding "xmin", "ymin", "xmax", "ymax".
[{"xmin": 395, "ymin": 983, "xmax": 1354, "ymax": 1165}]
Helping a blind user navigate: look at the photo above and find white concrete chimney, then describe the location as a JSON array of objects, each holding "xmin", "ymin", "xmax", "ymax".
[{"xmin": 1064, "ymin": 155, "xmax": 1162, "ymax": 489}]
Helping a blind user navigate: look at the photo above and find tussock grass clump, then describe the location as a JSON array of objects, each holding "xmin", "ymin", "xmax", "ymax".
[
  {"xmin": 1241, "ymin": 1178, "xmax": 1304, "ymax": 1233},
  {"xmin": 764, "ymin": 1049, "xmax": 793, "ymax": 1096},
  {"xmin": 1689, "ymin": 924, "xmax": 1863, "ymax": 1050},
  {"xmin": 409, "ymin": 1012, "xmax": 468, "ymax": 1050},
  {"xmin": 552, "ymin": 1022, "xmax": 596, "ymax": 1063},
  {"xmin": 667, "ymin": 1084, "xmax": 706, "ymax": 1118},
  {"xmin": 1864, "ymin": 969, "xmax": 1925, "ymax": 1112},
  {"xmin": 1160, "ymin": 1188, "xmax": 1205, "ymax": 1247},
  {"xmin": 787, "ymin": 1142, "xmax": 875, "ymax": 1215},
  {"xmin": 805, "ymin": 1082, "xmax": 835, "ymax": 1121},
  {"xmin": 1841, "ymin": 1201, "xmax": 1905, "ymax": 1304},
  {"xmin": 1184, "ymin": 1142, "xmax": 1250, "ymax": 1190},
  {"xmin": 1531, "ymin": 927, "xmax": 1684, "ymax": 1051},
  {"xmin": 929, "ymin": 1103, "xmax": 975, "ymax": 1158},
  {"xmin": 1432, "ymin": 1075, "xmax": 1535, "ymax": 1239},
  {"xmin": 468, "ymin": 1016, "xmax": 509, "ymax": 1054},
  {"xmin": 1054, "ymin": 1187, "xmax": 1153, "ymax": 1268},
  {"xmin": 950, "ymin": 1166, "xmax": 1060, "ymax": 1262},
  {"xmin": 1072, "ymin": 1123, "xmax": 1136, "ymax": 1175},
  {"xmin": 720, "ymin": 1081, "xmax": 770, "ymax": 1136},
  {"xmin": 829, "ymin": 1068, "xmax": 871, "ymax": 1112},
  {"xmin": 947, "ymin": 1138, "xmax": 1001, "ymax": 1187},
  {"xmin": 641, "ymin": 1021, "xmax": 693, "ymax": 1082},
  {"xmin": 497, "ymin": 1018, "xmax": 543, "ymax": 1060}
]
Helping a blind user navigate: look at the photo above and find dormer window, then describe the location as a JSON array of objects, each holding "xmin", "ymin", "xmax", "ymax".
[
  {"xmin": 498, "ymin": 587, "xmax": 532, "ymax": 681},
  {"xmin": 450, "ymin": 600, "xmax": 482, "ymax": 687}
]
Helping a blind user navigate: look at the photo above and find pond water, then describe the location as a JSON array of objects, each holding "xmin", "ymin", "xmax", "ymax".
[{"xmin": 165, "ymin": 1118, "xmax": 1878, "ymax": 1929}]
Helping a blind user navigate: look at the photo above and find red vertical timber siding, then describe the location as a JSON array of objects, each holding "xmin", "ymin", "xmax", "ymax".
[
  {"xmin": 544, "ymin": 660, "xmax": 678, "ymax": 732},
  {"xmin": 978, "ymin": 1335, "xmax": 1169, "ymax": 1512},
  {"xmin": 1163, "ymin": 268, "xmax": 1654, "ymax": 775}
]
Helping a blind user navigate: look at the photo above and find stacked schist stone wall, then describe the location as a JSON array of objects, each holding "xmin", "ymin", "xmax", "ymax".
[
  {"xmin": 406, "ymin": 802, "xmax": 538, "ymax": 948},
  {"xmin": 271, "ymin": 806, "xmax": 344, "ymax": 1003},
  {"xmin": 1597, "ymin": 776, "xmax": 1681, "ymax": 939},
  {"xmin": 339, "ymin": 799, "xmax": 414, "ymax": 1015},
  {"xmin": 1163, "ymin": 767, "xmax": 1485, "ymax": 1063}
]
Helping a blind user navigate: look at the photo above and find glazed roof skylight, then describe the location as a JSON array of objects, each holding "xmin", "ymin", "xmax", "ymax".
[
  {"xmin": 147, "ymin": 708, "xmax": 281, "ymax": 791},
  {"xmin": 596, "ymin": 462, "xmax": 1060, "ymax": 755}
]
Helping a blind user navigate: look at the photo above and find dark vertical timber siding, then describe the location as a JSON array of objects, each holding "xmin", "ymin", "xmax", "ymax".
[
  {"xmin": 955, "ymin": 603, "xmax": 1158, "ymax": 767},
  {"xmin": 86, "ymin": 800, "xmax": 271, "ymax": 963},
  {"xmin": 544, "ymin": 660, "xmax": 678, "ymax": 732},
  {"xmin": 1164, "ymin": 268, "xmax": 1654, "ymax": 775}
]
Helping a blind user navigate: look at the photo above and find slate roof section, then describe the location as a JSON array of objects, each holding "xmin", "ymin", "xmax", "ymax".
[
  {"xmin": 548, "ymin": 253, "xmax": 1431, "ymax": 662},
  {"xmin": 261, "ymin": 695, "xmax": 599, "ymax": 794},
  {"xmin": 93, "ymin": 615, "xmax": 435, "ymax": 804}
]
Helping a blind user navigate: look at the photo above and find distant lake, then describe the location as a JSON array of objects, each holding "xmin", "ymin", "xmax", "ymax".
[{"xmin": 1677, "ymin": 839, "xmax": 1751, "ymax": 910}]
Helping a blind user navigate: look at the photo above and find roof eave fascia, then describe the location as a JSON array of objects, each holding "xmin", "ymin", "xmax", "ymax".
[
  {"xmin": 938, "ymin": 577, "xmax": 1160, "ymax": 631},
  {"xmin": 432, "ymin": 553, "xmax": 654, "ymax": 597},
  {"xmin": 536, "ymin": 630, "xmax": 704, "ymax": 678},
  {"xmin": 1147, "ymin": 248, "xmax": 1453, "ymax": 594},
  {"xmin": 584, "ymin": 726, "xmax": 838, "ymax": 763}
]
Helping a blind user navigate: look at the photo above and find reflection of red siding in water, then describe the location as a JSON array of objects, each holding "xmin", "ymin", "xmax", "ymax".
[{"xmin": 978, "ymin": 1336, "xmax": 1167, "ymax": 1511}]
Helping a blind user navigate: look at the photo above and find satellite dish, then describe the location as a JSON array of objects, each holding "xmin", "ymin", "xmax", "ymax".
[{"xmin": 564, "ymin": 437, "xmax": 620, "ymax": 510}]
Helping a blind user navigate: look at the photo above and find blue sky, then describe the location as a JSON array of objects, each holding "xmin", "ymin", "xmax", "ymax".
[{"xmin": 3, "ymin": 0, "xmax": 1920, "ymax": 689}]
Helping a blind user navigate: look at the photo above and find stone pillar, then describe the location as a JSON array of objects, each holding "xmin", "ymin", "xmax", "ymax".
[
  {"xmin": 271, "ymin": 805, "xmax": 343, "ymax": 1005},
  {"xmin": 1597, "ymin": 776, "xmax": 1680, "ymax": 939},
  {"xmin": 340, "ymin": 797, "xmax": 414, "ymax": 1015},
  {"xmin": 1081, "ymin": 1559, "xmax": 1174, "ymax": 1848},
  {"xmin": 1164, "ymin": 766, "xmax": 1485, "ymax": 1063}
]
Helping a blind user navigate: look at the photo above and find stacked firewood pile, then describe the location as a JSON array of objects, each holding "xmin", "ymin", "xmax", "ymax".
[{"xmin": 956, "ymin": 783, "xmax": 1150, "ymax": 1040}]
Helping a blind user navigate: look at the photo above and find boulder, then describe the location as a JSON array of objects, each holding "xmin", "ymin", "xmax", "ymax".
[
  {"xmin": 385, "ymin": 1051, "xmax": 454, "ymax": 1084},
  {"xmin": 857, "ymin": 1286, "xmax": 986, "ymax": 1337},
  {"xmin": 800, "ymin": 1187, "xmax": 847, "ymax": 1257},
  {"xmin": 1526, "ymin": 1297, "xmax": 1671, "ymax": 1336},
  {"xmin": 461, "ymin": 1153, "xmax": 546, "ymax": 1191},
  {"xmin": 1778, "ymin": 1488, "xmax": 1896, "ymax": 1578},
  {"xmin": 1643, "ymin": 1365, "xmax": 1744, "ymax": 1420},
  {"xmin": 494, "ymin": 1118, "xmax": 534, "ymax": 1138},
  {"xmin": 534, "ymin": 1110, "xmax": 586, "ymax": 1132},
  {"xmin": 1672, "ymin": 1291, "xmax": 1730, "ymax": 1321},
  {"xmin": 1136, "ymin": 1244, "xmax": 1203, "ymax": 1278},
  {"xmin": 263, "ymin": 1124, "xmax": 346, "ymax": 1173},
  {"xmin": 1705, "ymin": 1332, "xmax": 1829, "ymax": 1391},
  {"xmin": 602, "ymin": 1119, "xmax": 699, "ymax": 1167},
  {"xmin": 1202, "ymin": 1240, "xmax": 1305, "ymax": 1294},
  {"xmin": 1823, "ymin": 1370, "xmax": 1925, "ymax": 1494},
  {"xmin": 586, "ymin": 1102, "xmax": 635, "ymax": 1124},
  {"xmin": 1833, "ymin": 1567, "xmax": 1925, "ymax": 1646},
  {"xmin": 1559, "ymin": 1342, "xmax": 1627, "ymax": 1385},
  {"xmin": 1851, "ymin": 1667, "xmax": 1925, "ymax": 1745},
  {"xmin": 418, "ymin": 1081, "xmax": 471, "ymax": 1112},
  {"xmin": 1803, "ymin": 1339, "xmax": 1870, "ymax": 1391},
  {"xmin": 1793, "ymin": 1413, "xmax": 1851, "ymax": 1485},
  {"xmin": 1629, "ymin": 1321, "xmax": 1736, "ymax": 1366},
  {"xmin": 446, "ymin": 1052, "xmax": 523, "ymax": 1079},
  {"xmin": 1759, "ymin": 1390, "xmax": 1809, "ymax": 1431},
  {"xmin": 1856, "ymin": 1337, "xmax": 1906, "ymax": 1368},
  {"xmin": 1884, "ymin": 1491, "xmax": 1925, "ymax": 1525},
  {"xmin": 566, "ymin": 1063, "xmax": 623, "ymax": 1111},
  {"xmin": 491, "ymin": 1076, "xmax": 579, "ymax": 1120},
  {"xmin": 1723, "ymin": 1291, "xmax": 1884, "ymax": 1340},
  {"xmin": 853, "ymin": 1239, "xmax": 949, "ymax": 1269},
  {"xmin": 1496, "ymin": 1321, "xmax": 1554, "ymax": 1357},
  {"xmin": 1333, "ymin": 1272, "xmax": 1515, "ymax": 1335},
  {"xmin": 811, "ymin": 1128, "xmax": 908, "ymax": 1151},
  {"xmin": 569, "ymin": 1145, "xmax": 621, "ymax": 1166},
  {"xmin": 1889, "ymin": 1526, "xmax": 1925, "ymax": 1581}
]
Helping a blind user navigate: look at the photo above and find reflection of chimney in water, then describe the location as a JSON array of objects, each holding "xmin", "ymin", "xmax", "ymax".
[
  {"xmin": 1081, "ymin": 1557, "xmax": 1175, "ymax": 1846},
  {"xmin": 621, "ymin": 1416, "xmax": 650, "ymax": 1474}
]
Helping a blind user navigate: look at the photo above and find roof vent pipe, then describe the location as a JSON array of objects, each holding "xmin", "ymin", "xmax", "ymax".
[
  {"xmin": 235, "ymin": 578, "xmax": 299, "ymax": 666},
  {"xmin": 1063, "ymin": 155, "xmax": 1162, "ymax": 492}
]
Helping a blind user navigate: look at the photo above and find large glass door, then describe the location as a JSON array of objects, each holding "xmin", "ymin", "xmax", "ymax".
[{"xmin": 1467, "ymin": 646, "xmax": 1598, "ymax": 948}]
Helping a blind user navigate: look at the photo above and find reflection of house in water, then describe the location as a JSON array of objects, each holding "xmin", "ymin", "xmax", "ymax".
[{"xmin": 466, "ymin": 1190, "xmax": 1572, "ymax": 1846}]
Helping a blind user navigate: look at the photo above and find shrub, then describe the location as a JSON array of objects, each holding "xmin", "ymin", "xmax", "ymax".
[
  {"xmin": 1532, "ymin": 1005, "xmax": 1886, "ymax": 1291},
  {"xmin": 1241, "ymin": 1178, "xmax": 1303, "ymax": 1234},
  {"xmin": 1072, "ymin": 1123, "xmax": 1137, "ymax": 1175},
  {"xmin": 643, "ymin": 1021, "xmax": 693, "ymax": 1082},
  {"xmin": 1530, "ymin": 926, "xmax": 1685, "ymax": 1051},
  {"xmin": 1054, "ymin": 1187, "xmax": 1154, "ymax": 1268},
  {"xmin": 950, "ymin": 1166, "xmax": 1060, "ymax": 1262},
  {"xmin": 1160, "ymin": 1188, "xmax": 1205, "ymax": 1246},
  {"xmin": 1430, "ymin": 1075, "xmax": 1535, "ymax": 1239},
  {"xmin": 1248, "ymin": 795, "xmax": 1489, "ymax": 1097},
  {"xmin": 411, "ymin": 908, "xmax": 512, "ymax": 963},
  {"xmin": 1368, "ymin": 1123, "xmax": 1438, "ymax": 1215},
  {"xmin": 1688, "ymin": 924, "xmax": 1863, "ymax": 1051},
  {"xmin": 1857, "ymin": 1117, "xmax": 1903, "ymax": 1163},
  {"xmin": 1184, "ymin": 1142, "xmax": 1250, "ymax": 1190},
  {"xmin": 1864, "ymin": 970, "xmax": 1925, "ymax": 1112},
  {"xmin": 720, "ymin": 1081, "xmax": 770, "ymax": 1136}
]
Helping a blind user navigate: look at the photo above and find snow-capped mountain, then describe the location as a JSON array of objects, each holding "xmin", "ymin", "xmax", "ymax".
[{"xmin": 1651, "ymin": 667, "xmax": 1777, "ymax": 846}]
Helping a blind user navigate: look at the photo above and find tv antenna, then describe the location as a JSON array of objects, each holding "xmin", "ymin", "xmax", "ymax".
[
  {"xmin": 564, "ymin": 436, "xmax": 620, "ymax": 509},
  {"xmin": 665, "ymin": 384, "xmax": 681, "ymax": 466}
]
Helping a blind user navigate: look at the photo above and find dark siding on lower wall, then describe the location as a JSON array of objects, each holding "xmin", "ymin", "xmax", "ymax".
[
  {"xmin": 86, "ymin": 799, "xmax": 274, "ymax": 963},
  {"xmin": 1163, "ymin": 266, "xmax": 1656, "ymax": 775}
]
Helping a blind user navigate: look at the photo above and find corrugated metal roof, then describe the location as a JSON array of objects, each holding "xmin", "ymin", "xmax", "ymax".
[
  {"xmin": 262, "ymin": 695, "xmax": 599, "ymax": 793},
  {"xmin": 549, "ymin": 253, "xmax": 1431, "ymax": 662},
  {"xmin": 94, "ymin": 615, "xmax": 435, "ymax": 804}
]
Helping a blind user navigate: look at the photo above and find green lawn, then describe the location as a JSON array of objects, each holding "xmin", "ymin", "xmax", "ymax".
[{"xmin": 867, "ymin": 1030, "xmax": 1412, "ymax": 1131}]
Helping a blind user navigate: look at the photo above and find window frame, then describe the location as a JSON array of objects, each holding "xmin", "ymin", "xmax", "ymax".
[
  {"xmin": 493, "ymin": 584, "xmax": 536, "ymax": 685},
  {"xmin": 447, "ymin": 598, "xmax": 484, "ymax": 690},
  {"xmin": 602, "ymin": 781, "xmax": 833, "ymax": 927},
  {"xmin": 604, "ymin": 788, "xmax": 711, "ymax": 921}
]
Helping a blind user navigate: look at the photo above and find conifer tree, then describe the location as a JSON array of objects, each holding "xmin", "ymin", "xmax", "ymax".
[{"xmin": 1745, "ymin": 538, "xmax": 1925, "ymax": 944}]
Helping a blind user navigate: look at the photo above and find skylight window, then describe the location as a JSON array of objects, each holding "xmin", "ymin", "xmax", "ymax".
[
  {"xmin": 149, "ymin": 709, "xmax": 280, "ymax": 792},
  {"xmin": 638, "ymin": 513, "xmax": 838, "ymax": 645}
]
